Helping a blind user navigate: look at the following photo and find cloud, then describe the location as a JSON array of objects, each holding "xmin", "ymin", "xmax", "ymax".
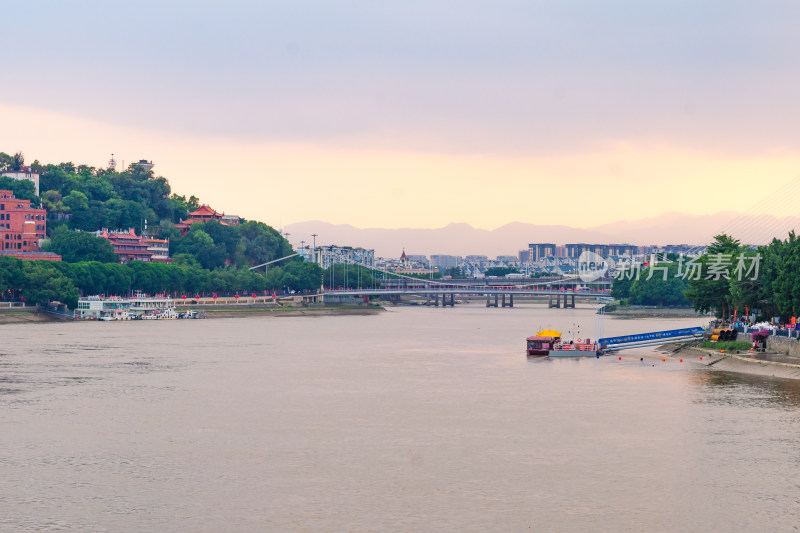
[
  {"xmin": 4, "ymin": 101, "xmax": 800, "ymax": 234},
  {"xmin": 3, "ymin": 1, "xmax": 800, "ymax": 156}
]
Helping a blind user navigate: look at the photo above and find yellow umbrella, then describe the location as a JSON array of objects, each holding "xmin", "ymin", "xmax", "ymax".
[{"xmin": 537, "ymin": 329, "xmax": 562, "ymax": 337}]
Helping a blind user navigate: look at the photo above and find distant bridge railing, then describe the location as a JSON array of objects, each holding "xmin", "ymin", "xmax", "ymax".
[{"xmin": 323, "ymin": 286, "xmax": 612, "ymax": 297}]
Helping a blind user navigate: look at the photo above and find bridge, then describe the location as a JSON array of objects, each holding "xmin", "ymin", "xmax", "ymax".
[
  {"xmin": 322, "ymin": 285, "xmax": 613, "ymax": 307},
  {"xmin": 251, "ymin": 253, "xmax": 613, "ymax": 308}
]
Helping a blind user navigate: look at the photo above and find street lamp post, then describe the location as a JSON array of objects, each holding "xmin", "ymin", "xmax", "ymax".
[
  {"xmin": 311, "ymin": 233, "xmax": 318, "ymax": 265},
  {"xmin": 311, "ymin": 233, "xmax": 321, "ymax": 291}
]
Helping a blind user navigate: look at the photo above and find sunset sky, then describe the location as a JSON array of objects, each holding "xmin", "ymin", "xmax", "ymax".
[{"xmin": 3, "ymin": 1, "xmax": 799, "ymax": 232}]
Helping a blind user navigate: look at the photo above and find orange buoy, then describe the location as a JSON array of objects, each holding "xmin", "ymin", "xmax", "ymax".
[
  {"xmin": 618, "ymin": 356, "xmax": 622, "ymax": 360},
  {"xmin": 680, "ymin": 359, "xmax": 683, "ymax": 362},
  {"xmin": 721, "ymin": 349, "xmax": 725, "ymax": 354},
  {"xmin": 662, "ymin": 358, "xmax": 665, "ymax": 362},
  {"xmin": 699, "ymin": 356, "xmax": 703, "ymax": 360}
]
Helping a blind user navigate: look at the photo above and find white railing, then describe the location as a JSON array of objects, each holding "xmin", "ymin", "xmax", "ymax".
[{"xmin": 0, "ymin": 302, "xmax": 30, "ymax": 309}]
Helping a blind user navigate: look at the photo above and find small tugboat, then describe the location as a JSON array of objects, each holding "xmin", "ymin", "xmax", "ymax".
[{"xmin": 526, "ymin": 329, "xmax": 562, "ymax": 356}]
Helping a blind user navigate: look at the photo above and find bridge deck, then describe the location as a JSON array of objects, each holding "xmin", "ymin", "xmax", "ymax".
[{"xmin": 325, "ymin": 287, "xmax": 612, "ymax": 297}]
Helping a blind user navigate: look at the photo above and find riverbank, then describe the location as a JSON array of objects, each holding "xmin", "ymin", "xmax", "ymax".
[
  {"xmin": 659, "ymin": 342, "xmax": 800, "ymax": 380},
  {"xmin": 606, "ymin": 306, "xmax": 707, "ymax": 319},
  {"xmin": 0, "ymin": 304, "xmax": 384, "ymax": 323},
  {"xmin": 0, "ymin": 309, "xmax": 52, "ymax": 324}
]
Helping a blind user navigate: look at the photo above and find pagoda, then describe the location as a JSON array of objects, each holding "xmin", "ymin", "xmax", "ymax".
[{"xmin": 174, "ymin": 205, "xmax": 229, "ymax": 235}]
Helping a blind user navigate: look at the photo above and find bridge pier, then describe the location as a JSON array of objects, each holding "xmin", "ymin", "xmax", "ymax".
[
  {"xmin": 443, "ymin": 293, "xmax": 455, "ymax": 307},
  {"xmin": 501, "ymin": 294, "xmax": 514, "ymax": 308},
  {"xmin": 564, "ymin": 294, "xmax": 575, "ymax": 308},
  {"xmin": 548, "ymin": 294, "xmax": 561, "ymax": 308}
]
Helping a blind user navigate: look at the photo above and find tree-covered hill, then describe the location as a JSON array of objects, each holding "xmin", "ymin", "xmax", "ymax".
[
  {"xmin": 16, "ymin": 153, "xmax": 292, "ymax": 268},
  {"xmin": 0, "ymin": 152, "xmax": 324, "ymax": 303},
  {"xmin": 36, "ymin": 159, "xmax": 197, "ymax": 233}
]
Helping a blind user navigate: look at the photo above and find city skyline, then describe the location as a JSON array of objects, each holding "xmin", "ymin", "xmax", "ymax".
[{"xmin": 3, "ymin": 2, "xmax": 800, "ymax": 232}]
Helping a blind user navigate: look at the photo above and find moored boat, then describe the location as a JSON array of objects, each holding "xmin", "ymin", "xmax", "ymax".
[
  {"xmin": 526, "ymin": 329, "xmax": 562, "ymax": 356},
  {"xmin": 547, "ymin": 339, "xmax": 602, "ymax": 357},
  {"xmin": 526, "ymin": 329, "xmax": 604, "ymax": 357},
  {"xmin": 76, "ymin": 295, "xmax": 200, "ymax": 320}
]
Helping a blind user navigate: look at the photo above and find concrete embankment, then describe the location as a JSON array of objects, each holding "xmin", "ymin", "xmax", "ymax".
[
  {"xmin": 0, "ymin": 308, "xmax": 54, "ymax": 324},
  {"xmin": 661, "ymin": 343, "xmax": 800, "ymax": 380},
  {"xmin": 605, "ymin": 307, "xmax": 708, "ymax": 319}
]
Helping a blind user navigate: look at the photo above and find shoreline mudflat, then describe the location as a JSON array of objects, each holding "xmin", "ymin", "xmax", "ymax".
[
  {"xmin": 660, "ymin": 342, "xmax": 800, "ymax": 380},
  {"xmin": 0, "ymin": 310, "xmax": 52, "ymax": 324}
]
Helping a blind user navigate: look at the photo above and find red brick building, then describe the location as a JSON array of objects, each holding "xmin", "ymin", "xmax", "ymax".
[{"xmin": 0, "ymin": 189, "xmax": 47, "ymax": 254}]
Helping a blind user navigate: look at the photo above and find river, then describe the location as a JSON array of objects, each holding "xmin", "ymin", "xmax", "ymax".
[{"xmin": 2, "ymin": 305, "xmax": 799, "ymax": 532}]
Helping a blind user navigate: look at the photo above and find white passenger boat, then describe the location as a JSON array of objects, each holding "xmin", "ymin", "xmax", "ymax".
[{"xmin": 76, "ymin": 295, "xmax": 196, "ymax": 320}]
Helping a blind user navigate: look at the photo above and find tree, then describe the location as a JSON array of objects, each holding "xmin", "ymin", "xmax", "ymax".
[
  {"xmin": 85, "ymin": 177, "xmax": 118, "ymax": 202},
  {"xmin": 762, "ymin": 232, "xmax": 800, "ymax": 318},
  {"xmin": 484, "ymin": 267, "xmax": 520, "ymax": 277},
  {"xmin": 236, "ymin": 220, "xmax": 292, "ymax": 266},
  {"xmin": 19, "ymin": 262, "xmax": 79, "ymax": 308},
  {"xmin": 0, "ymin": 256, "xmax": 25, "ymax": 298},
  {"xmin": 39, "ymin": 165, "xmax": 70, "ymax": 195},
  {"xmin": 729, "ymin": 245, "xmax": 774, "ymax": 319},
  {"xmin": 0, "ymin": 177, "xmax": 39, "ymax": 207},
  {"xmin": 629, "ymin": 263, "xmax": 689, "ymax": 306},
  {"xmin": 444, "ymin": 267, "xmax": 466, "ymax": 278},
  {"xmin": 101, "ymin": 263, "xmax": 133, "ymax": 295},
  {"xmin": 63, "ymin": 190, "xmax": 89, "ymax": 212},
  {"xmin": 611, "ymin": 273, "xmax": 634, "ymax": 300},
  {"xmin": 285, "ymin": 261, "xmax": 323, "ymax": 291},
  {"xmin": 0, "ymin": 152, "xmax": 12, "ymax": 172},
  {"xmin": 324, "ymin": 263, "xmax": 376, "ymax": 289},
  {"xmin": 684, "ymin": 234, "xmax": 741, "ymax": 318},
  {"xmin": 174, "ymin": 227, "xmax": 227, "ymax": 270},
  {"xmin": 41, "ymin": 190, "xmax": 67, "ymax": 214},
  {"xmin": 167, "ymin": 193, "xmax": 200, "ymax": 223},
  {"xmin": 198, "ymin": 220, "xmax": 239, "ymax": 258},
  {"xmin": 44, "ymin": 226, "xmax": 119, "ymax": 263},
  {"xmin": 11, "ymin": 151, "xmax": 24, "ymax": 171}
]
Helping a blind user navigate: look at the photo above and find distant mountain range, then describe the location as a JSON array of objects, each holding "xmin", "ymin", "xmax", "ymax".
[{"xmin": 285, "ymin": 212, "xmax": 800, "ymax": 258}]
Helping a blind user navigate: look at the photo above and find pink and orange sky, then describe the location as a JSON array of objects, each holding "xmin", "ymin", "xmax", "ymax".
[{"xmin": 3, "ymin": 1, "xmax": 800, "ymax": 231}]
